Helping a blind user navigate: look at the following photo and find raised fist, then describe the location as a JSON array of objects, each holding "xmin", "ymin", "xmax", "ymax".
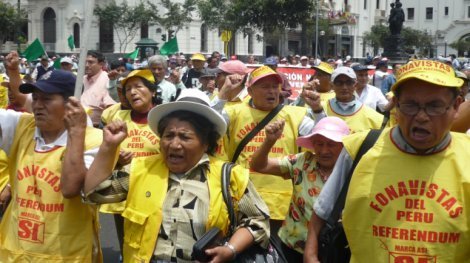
[{"xmin": 265, "ymin": 119, "xmax": 285, "ymax": 142}]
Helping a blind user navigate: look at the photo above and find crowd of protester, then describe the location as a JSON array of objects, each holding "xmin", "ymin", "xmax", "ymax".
[{"xmin": 0, "ymin": 48, "xmax": 469, "ymax": 263}]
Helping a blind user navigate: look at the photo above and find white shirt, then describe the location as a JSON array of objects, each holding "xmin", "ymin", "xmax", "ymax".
[
  {"xmin": 355, "ymin": 84, "xmax": 389, "ymax": 111},
  {"xmin": 372, "ymin": 70, "xmax": 388, "ymax": 91},
  {"xmin": 0, "ymin": 110, "xmax": 97, "ymax": 168}
]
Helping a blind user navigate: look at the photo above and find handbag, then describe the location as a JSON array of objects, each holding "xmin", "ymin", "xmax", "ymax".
[
  {"xmin": 191, "ymin": 227, "xmax": 224, "ymax": 262},
  {"xmin": 318, "ymin": 129, "xmax": 382, "ymax": 263},
  {"xmin": 221, "ymin": 162, "xmax": 287, "ymax": 263}
]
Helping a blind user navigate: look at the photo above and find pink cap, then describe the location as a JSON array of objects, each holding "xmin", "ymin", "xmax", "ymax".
[
  {"xmin": 296, "ymin": 117, "xmax": 350, "ymax": 149},
  {"xmin": 218, "ymin": 60, "xmax": 251, "ymax": 75},
  {"xmin": 230, "ymin": 55, "xmax": 238, "ymax": 60}
]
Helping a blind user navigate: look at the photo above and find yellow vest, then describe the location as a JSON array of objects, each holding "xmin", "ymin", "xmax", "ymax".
[
  {"xmin": 0, "ymin": 86, "xmax": 7, "ymax": 109},
  {"xmin": 100, "ymin": 110, "xmax": 160, "ymax": 214},
  {"xmin": 101, "ymin": 103, "xmax": 124, "ymax": 125},
  {"xmin": 122, "ymin": 155, "xmax": 249, "ymax": 263},
  {"xmin": 0, "ymin": 114, "xmax": 103, "ymax": 262},
  {"xmin": 319, "ymin": 91, "xmax": 336, "ymax": 104},
  {"xmin": 0, "ymin": 150, "xmax": 8, "ymax": 190},
  {"xmin": 224, "ymin": 103, "xmax": 307, "ymax": 220},
  {"xmin": 325, "ymin": 99, "xmax": 384, "ymax": 133},
  {"xmin": 342, "ymin": 128, "xmax": 470, "ymax": 262}
]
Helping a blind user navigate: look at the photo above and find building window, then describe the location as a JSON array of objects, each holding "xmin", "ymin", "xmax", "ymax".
[
  {"xmin": 426, "ymin": 7, "xmax": 433, "ymax": 20},
  {"xmin": 99, "ymin": 20, "xmax": 114, "ymax": 52},
  {"xmin": 141, "ymin": 23, "xmax": 148, "ymax": 38},
  {"xmin": 407, "ymin": 8, "xmax": 414, "ymax": 20},
  {"xmin": 43, "ymin": 8, "xmax": 56, "ymax": 44},
  {"xmin": 73, "ymin": 23, "xmax": 80, "ymax": 48},
  {"xmin": 468, "ymin": 6, "xmax": 470, "ymax": 18},
  {"xmin": 445, "ymin": 6, "xmax": 449, "ymax": 16},
  {"xmin": 200, "ymin": 24, "xmax": 208, "ymax": 52},
  {"xmin": 364, "ymin": 0, "xmax": 367, "ymax": 10},
  {"xmin": 376, "ymin": 0, "xmax": 379, "ymax": 9},
  {"xmin": 248, "ymin": 32, "xmax": 253, "ymax": 54}
]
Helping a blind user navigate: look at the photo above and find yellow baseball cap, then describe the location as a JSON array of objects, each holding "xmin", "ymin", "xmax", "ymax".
[
  {"xmin": 120, "ymin": 69, "xmax": 155, "ymax": 86},
  {"xmin": 248, "ymin": 66, "xmax": 282, "ymax": 87},
  {"xmin": 312, "ymin": 61, "xmax": 334, "ymax": 75},
  {"xmin": 191, "ymin": 53, "xmax": 206, "ymax": 61},
  {"xmin": 391, "ymin": 60, "xmax": 463, "ymax": 91}
]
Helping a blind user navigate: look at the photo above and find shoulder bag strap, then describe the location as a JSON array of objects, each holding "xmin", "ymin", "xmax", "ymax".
[
  {"xmin": 221, "ymin": 162, "xmax": 237, "ymax": 235},
  {"xmin": 326, "ymin": 129, "xmax": 382, "ymax": 227},
  {"xmin": 231, "ymin": 103, "xmax": 284, "ymax": 163}
]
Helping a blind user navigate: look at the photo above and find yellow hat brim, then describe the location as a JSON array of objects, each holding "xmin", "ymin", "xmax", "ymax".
[{"xmin": 120, "ymin": 69, "xmax": 155, "ymax": 86}]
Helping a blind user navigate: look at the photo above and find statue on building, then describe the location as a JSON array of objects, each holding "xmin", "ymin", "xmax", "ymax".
[{"xmin": 389, "ymin": 0, "xmax": 405, "ymax": 35}]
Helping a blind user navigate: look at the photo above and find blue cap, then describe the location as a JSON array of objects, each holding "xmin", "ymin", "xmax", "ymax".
[
  {"xmin": 352, "ymin": 64, "xmax": 368, "ymax": 71},
  {"xmin": 264, "ymin": 56, "xmax": 278, "ymax": 66},
  {"xmin": 20, "ymin": 70, "xmax": 76, "ymax": 97}
]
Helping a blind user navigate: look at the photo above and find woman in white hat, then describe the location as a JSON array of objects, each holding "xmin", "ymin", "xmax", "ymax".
[
  {"xmin": 250, "ymin": 117, "xmax": 350, "ymax": 261},
  {"xmin": 81, "ymin": 89, "xmax": 271, "ymax": 262}
]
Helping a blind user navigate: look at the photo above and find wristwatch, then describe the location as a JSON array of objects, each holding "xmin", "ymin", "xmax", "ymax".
[{"xmin": 223, "ymin": 241, "xmax": 237, "ymax": 260}]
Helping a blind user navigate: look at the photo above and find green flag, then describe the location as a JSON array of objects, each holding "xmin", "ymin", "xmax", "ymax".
[
  {"xmin": 124, "ymin": 48, "xmax": 140, "ymax": 59},
  {"xmin": 23, "ymin": 38, "xmax": 46, "ymax": 62},
  {"xmin": 53, "ymin": 56, "xmax": 61, "ymax": 69},
  {"xmin": 68, "ymin": 35, "xmax": 75, "ymax": 51},
  {"xmin": 160, "ymin": 37, "xmax": 179, "ymax": 55}
]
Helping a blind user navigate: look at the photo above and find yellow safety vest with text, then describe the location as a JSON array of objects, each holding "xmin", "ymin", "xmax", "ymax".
[
  {"xmin": 224, "ymin": 103, "xmax": 307, "ymax": 220},
  {"xmin": 0, "ymin": 114, "xmax": 103, "ymax": 263},
  {"xmin": 101, "ymin": 103, "xmax": 124, "ymax": 125},
  {"xmin": 100, "ymin": 110, "xmax": 160, "ymax": 214},
  {"xmin": 122, "ymin": 155, "xmax": 249, "ymax": 263},
  {"xmin": 342, "ymin": 128, "xmax": 470, "ymax": 262},
  {"xmin": 325, "ymin": 99, "xmax": 384, "ymax": 133},
  {"xmin": 0, "ymin": 150, "xmax": 8, "ymax": 190}
]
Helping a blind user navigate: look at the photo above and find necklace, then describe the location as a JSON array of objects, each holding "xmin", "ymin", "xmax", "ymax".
[{"xmin": 315, "ymin": 163, "xmax": 331, "ymax": 183}]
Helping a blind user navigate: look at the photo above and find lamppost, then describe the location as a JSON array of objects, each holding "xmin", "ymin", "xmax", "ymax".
[
  {"xmin": 444, "ymin": 40, "xmax": 447, "ymax": 57},
  {"xmin": 314, "ymin": 0, "xmax": 320, "ymax": 59},
  {"xmin": 319, "ymin": 30, "xmax": 325, "ymax": 59},
  {"xmin": 17, "ymin": 0, "xmax": 21, "ymax": 50}
]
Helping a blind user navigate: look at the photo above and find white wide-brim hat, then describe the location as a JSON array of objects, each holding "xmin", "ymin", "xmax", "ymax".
[{"xmin": 148, "ymin": 89, "xmax": 227, "ymax": 137}]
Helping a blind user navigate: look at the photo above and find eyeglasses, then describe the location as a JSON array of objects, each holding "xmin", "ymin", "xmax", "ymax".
[
  {"xmin": 333, "ymin": 79, "xmax": 355, "ymax": 86},
  {"xmin": 397, "ymin": 101, "xmax": 454, "ymax": 116}
]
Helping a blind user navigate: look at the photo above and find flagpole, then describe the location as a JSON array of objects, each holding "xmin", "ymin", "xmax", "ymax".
[{"xmin": 74, "ymin": 0, "xmax": 95, "ymax": 99}]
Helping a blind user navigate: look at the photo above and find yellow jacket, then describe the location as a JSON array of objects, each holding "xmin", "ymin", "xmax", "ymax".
[{"xmin": 122, "ymin": 155, "xmax": 249, "ymax": 263}]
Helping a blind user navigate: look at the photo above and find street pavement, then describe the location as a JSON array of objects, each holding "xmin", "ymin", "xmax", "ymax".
[{"xmin": 100, "ymin": 213, "xmax": 121, "ymax": 263}]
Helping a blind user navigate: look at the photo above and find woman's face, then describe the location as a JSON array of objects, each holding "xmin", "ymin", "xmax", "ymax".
[
  {"xmin": 124, "ymin": 77, "xmax": 155, "ymax": 113},
  {"xmin": 160, "ymin": 118, "xmax": 208, "ymax": 174},
  {"xmin": 311, "ymin": 135, "xmax": 343, "ymax": 169}
]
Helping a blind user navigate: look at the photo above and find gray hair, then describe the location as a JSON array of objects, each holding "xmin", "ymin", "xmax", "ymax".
[{"xmin": 147, "ymin": 55, "xmax": 167, "ymax": 68}]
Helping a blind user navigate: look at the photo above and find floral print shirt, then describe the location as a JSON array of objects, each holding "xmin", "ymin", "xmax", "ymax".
[{"xmin": 278, "ymin": 151, "xmax": 324, "ymax": 254}]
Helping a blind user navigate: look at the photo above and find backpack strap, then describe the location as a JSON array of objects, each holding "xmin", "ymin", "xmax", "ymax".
[{"xmin": 326, "ymin": 129, "xmax": 382, "ymax": 227}]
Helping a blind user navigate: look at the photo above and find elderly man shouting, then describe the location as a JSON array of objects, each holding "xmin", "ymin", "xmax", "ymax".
[
  {"xmin": 305, "ymin": 60, "xmax": 470, "ymax": 262},
  {"xmin": 0, "ymin": 69, "xmax": 103, "ymax": 262}
]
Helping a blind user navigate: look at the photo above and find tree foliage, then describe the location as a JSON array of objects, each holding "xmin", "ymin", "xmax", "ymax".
[
  {"xmin": 0, "ymin": 2, "xmax": 27, "ymax": 45},
  {"xmin": 363, "ymin": 25, "xmax": 433, "ymax": 56},
  {"xmin": 158, "ymin": 0, "xmax": 197, "ymax": 33},
  {"xmin": 363, "ymin": 25, "xmax": 389, "ymax": 55},
  {"xmin": 197, "ymin": 0, "xmax": 315, "ymax": 32},
  {"xmin": 94, "ymin": 0, "xmax": 159, "ymax": 52},
  {"xmin": 450, "ymin": 38, "xmax": 470, "ymax": 56}
]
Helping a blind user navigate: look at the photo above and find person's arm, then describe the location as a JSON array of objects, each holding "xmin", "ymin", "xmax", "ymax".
[
  {"xmin": 5, "ymin": 52, "xmax": 28, "ymax": 109},
  {"xmin": 206, "ymin": 179, "xmax": 270, "ymax": 261},
  {"xmin": 304, "ymin": 212, "xmax": 325, "ymax": 263},
  {"xmin": 375, "ymin": 86, "xmax": 394, "ymax": 112},
  {"xmin": 303, "ymin": 89, "xmax": 325, "ymax": 117},
  {"xmin": 218, "ymin": 74, "xmax": 245, "ymax": 102},
  {"xmin": 83, "ymin": 120, "xmax": 127, "ymax": 194},
  {"xmin": 250, "ymin": 120, "xmax": 287, "ymax": 177},
  {"xmin": 452, "ymin": 100, "xmax": 470, "ymax": 133},
  {"xmin": 61, "ymin": 97, "xmax": 89, "ymax": 198}
]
